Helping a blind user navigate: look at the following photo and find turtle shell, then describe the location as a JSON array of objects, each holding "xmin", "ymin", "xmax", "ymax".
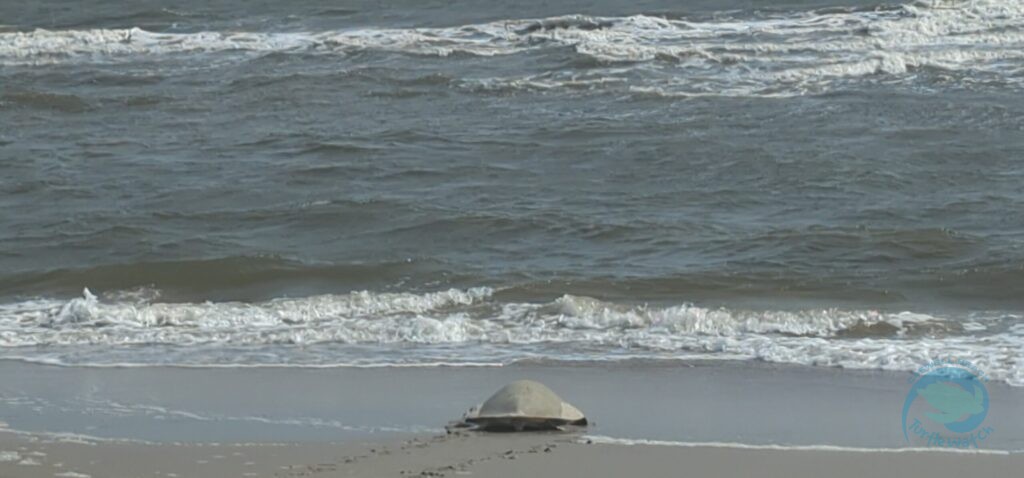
[{"xmin": 463, "ymin": 380, "xmax": 587, "ymax": 431}]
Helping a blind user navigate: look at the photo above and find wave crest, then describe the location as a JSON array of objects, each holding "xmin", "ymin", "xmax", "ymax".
[
  {"xmin": 2, "ymin": 1, "xmax": 1022, "ymax": 96},
  {"xmin": 0, "ymin": 288, "xmax": 1020, "ymax": 386}
]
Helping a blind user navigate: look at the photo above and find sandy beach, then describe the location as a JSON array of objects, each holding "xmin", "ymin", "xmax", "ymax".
[
  {"xmin": 3, "ymin": 360, "xmax": 1023, "ymax": 447},
  {"xmin": 4, "ymin": 1, "xmax": 1024, "ymax": 476},
  {"xmin": 3, "ymin": 428, "xmax": 1023, "ymax": 478},
  {"xmin": 2, "ymin": 360, "xmax": 1022, "ymax": 477}
]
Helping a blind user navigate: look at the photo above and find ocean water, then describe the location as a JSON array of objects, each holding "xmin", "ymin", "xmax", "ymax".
[{"xmin": 1, "ymin": 0, "xmax": 1023, "ymax": 384}]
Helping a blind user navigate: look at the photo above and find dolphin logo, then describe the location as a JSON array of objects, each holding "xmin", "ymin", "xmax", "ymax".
[
  {"xmin": 919, "ymin": 382, "xmax": 985, "ymax": 424},
  {"xmin": 901, "ymin": 365, "xmax": 991, "ymax": 443}
]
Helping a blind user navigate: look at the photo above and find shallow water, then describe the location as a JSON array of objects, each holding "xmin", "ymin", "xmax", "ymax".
[{"xmin": 1, "ymin": 0, "xmax": 1022, "ymax": 381}]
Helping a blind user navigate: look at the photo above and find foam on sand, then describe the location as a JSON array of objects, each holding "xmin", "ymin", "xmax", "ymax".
[{"xmin": 581, "ymin": 435, "xmax": 1021, "ymax": 455}]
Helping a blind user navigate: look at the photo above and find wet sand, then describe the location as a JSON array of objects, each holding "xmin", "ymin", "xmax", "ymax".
[
  {"xmin": 3, "ymin": 428, "xmax": 1022, "ymax": 478},
  {"xmin": 2, "ymin": 360, "xmax": 1023, "ymax": 477},
  {"xmin": 3, "ymin": 360, "xmax": 1023, "ymax": 448}
]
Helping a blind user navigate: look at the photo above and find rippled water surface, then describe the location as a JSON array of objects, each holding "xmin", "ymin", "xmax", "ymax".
[{"xmin": 1, "ymin": 0, "xmax": 1022, "ymax": 381}]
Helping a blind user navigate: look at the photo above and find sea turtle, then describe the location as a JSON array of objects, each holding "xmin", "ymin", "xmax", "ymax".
[{"xmin": 457, "ymin": 380, "xmax": 588, "ymax": 432}]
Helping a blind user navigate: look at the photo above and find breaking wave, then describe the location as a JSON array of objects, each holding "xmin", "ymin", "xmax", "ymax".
[
  {"xmin": 1, "ymin": 0, "xmax": 1022, "ymax": 96},
  {"xmin": 0, "ymin": 287, "xmax": 1021, "ymax": 386}
]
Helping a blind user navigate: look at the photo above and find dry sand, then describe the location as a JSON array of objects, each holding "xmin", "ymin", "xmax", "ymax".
[{"xmin": 2, "ymin": 429, "xmax": 1021, "ymax": 478}]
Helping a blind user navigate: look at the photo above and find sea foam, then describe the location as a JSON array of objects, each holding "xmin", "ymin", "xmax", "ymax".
[
  {"xmin": 0, "ymin": 287, "xmax": 1021, "ymax": 386},
  {"xmin": 1, "ymin": 1, "xmax": 1021, "ymax": 96}
]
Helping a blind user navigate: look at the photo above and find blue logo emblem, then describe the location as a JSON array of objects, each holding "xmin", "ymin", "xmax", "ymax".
[{"xmin": 902, "ymin": 359, "xmax": 994, "ymax": 448}]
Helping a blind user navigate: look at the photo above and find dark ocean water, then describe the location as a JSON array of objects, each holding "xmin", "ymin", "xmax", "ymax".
[{"xmin": 0, "ymin": 0, "xmax": 1022, "ymax": 382}]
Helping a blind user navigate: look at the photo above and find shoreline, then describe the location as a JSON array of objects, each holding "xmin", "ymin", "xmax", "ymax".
[
  {"xmin": 3, "ymin": 428, "xmax": 1022, "ymax": 478},
  {"xmin": 2, "ymin": 359, "xmax": 1022, "ymax": 448},
  {"xmin": 3, "ymin": 359, "xmax": 1022, "ymax": 476}
]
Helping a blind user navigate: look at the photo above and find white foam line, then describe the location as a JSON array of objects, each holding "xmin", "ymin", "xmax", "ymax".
[
  {"xmin": 581, "ymin": 435, "xmax": 1022, "ymax": 455},
  {"xmin": 0, "ymin": 427, "xmax": 304, "ymax": 448},
  {"xmin": 54, "ymin": 472, "xmax": 91, "ymax": 478},
  {"xmin": 0, "ymin": 357, "xmax": 505, "ymax": 369},
  {"xmin": 0, "ymin": 427, "xmax": 157, "ymax": 446},
  {"xmin": 2, "ymin": 1, "xmax": 1022, "ymax": 78},
  {"xmin": 82, "ymin": 398, "xmax": 440, "ymax": 433},
  {"xmin": 1, "ymin": 288, "xmax": 1021, "ymax": 387}
]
